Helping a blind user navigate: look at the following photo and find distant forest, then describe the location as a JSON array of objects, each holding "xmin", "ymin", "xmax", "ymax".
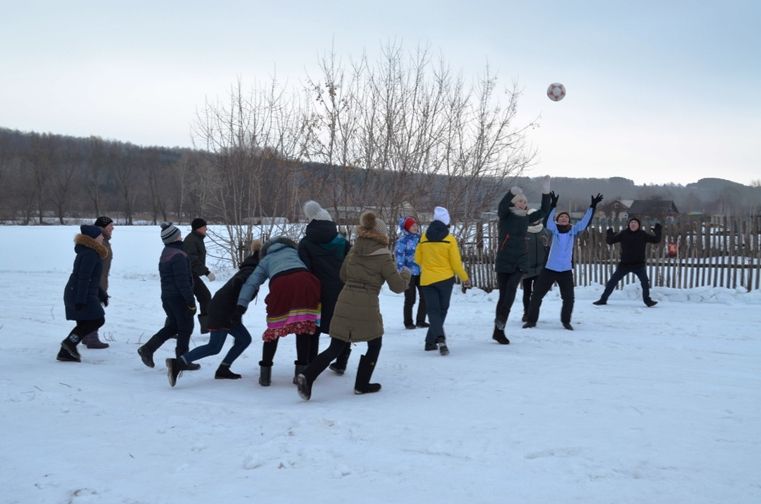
[{"xmin": 1, "ymin": 127, "xmax": 759, "ymax": 225}]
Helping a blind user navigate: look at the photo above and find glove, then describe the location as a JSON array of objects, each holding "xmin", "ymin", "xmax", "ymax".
[
  {"xmin": 549, "ymin": 191, "xmax": 559, "ymax": 208},
  {"xmin": 206, "ymin": 271, "xmax": 216, "ymax": 282},
  {"xmin": 606, "ymin": 227, "xmax": 614, "ymax": 236},
  {"xmin": 187, "ymin": 304, "xmax": 197, "ymax": 314},
  {"xmin": 590, "ymin": 193, "xmax": 604, "ymax": 208},
  {"xmin": 463, "ymin": 279, "xmax": 472, "ymax": 289},
  {"xmin": 75, "ymin": 303, "xmax": 85, "ymax": 311},
  {"xmin": 102, "ymin": 296, "xmax": 109, "ymax": 307},
  {"xmin": 653, "ymin": 223, "xmax": 662, "ymax": 231}
]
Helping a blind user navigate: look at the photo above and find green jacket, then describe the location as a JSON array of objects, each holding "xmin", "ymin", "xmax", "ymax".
[{"xmin": 183, "ymin": 231, "xmax": 209, "ymax": 277}]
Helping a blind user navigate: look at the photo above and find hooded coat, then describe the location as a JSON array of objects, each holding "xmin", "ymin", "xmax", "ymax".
[
  {"xmin": 414, "ymin": 221, "xmax": 470, "ymax": 286},
  {"xmin": 329, "ymin": 227, "xmax": 411, "ymax": 342},
  {"xmin": 64, "ymin": 234, "xmax": 109, "ymax": 320},
  {"xmin": 394, "ymin": 216, "xmax": 422, "ymax": 276},
  {"xmin": 524, "ymin": 224, "xmax": 552, "ymax": 279},
  {"xmin": 183, "ymin": 230, "xmax": 210, "ymax": 277},
  {"xmin": 298, "ymin": 219, "xmax": 351, "ymax": 333},
  {"xmin": 207, "ymin": 252, "xmax": 260, "ymax": 330},
  {"xmin": 237, "ymin": 237, "xmax": 308, "ymax": 308},
  {"xmin": 495, "ymin": 190, "xmax": 551, "ymax": 273}
]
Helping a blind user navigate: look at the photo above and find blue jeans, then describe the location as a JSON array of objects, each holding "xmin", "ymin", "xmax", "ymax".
[{"xmin": 182, "ymin": 323, "xmax": 252, "ymax": 365}]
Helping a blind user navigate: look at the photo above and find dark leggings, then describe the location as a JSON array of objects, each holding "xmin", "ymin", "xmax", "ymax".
[
  {"xmin": 303, "ymin": 337, "xmax": 382, "ymax": 383},
  {"xmin": 522, "ymin": 276, "xmax": 538, "ymax": 315},
  {"xmin": 495, "ymin": 270, "xmax": 523, "ymax": 329},
  {"xmin": 69, "ymin": 318, "xmax": 105, "ymax": 342},
  {"xmin": 261, "ymin": 332, "xmax": 318, "ymax": 366},
  {"xmin": 525, "ymin": 269, "xmax": 575, "ymax": 324}
]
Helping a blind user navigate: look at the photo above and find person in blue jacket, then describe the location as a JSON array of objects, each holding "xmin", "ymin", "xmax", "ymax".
[
  {"xmin": 395, "ymin": 216, "xmax": 428, "ymax": 330},
  {"xmin": 523, "ymin": 192, "xmax": 603, "ymax": 330},
  {"xmin": 58, "ymin": 224, "xmax": 110, "ymax": 362},
  {"xmin": 137, "ymin": 223, "xmax": 198, "ymax": 370}
]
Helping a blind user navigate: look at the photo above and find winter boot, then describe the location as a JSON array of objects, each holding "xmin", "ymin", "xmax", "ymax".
[
  {"xmin": 166, "ymin": 357, "xmax": 192, "ymax": 387},
  {"xmin": 296, "ymin": 373, "xmax": 312, "ymax": 400},
  {"xmin": 354, "ymin": 354, "xmax": 382, "ymax": 394},
  {"xmin": 522, "ymin": 321, "xmax": 536, "ymax": 329},
  {"xmin": 60, "ymin": 334, "xmax": 81, "ymax": 362},
  {"xmin": 329, "ymin": 346, "xmax": 352, "ymax": 375},
  {"xmin": 56, "ymin": 347, "xmax": 79, "ymax": 362},
  {"xmin": 82, "ymin": 331, "xmax": 110, "ymax": 349},
  {"xmin": 645, "ymin": 299, "xmax": 658, "ymax": 307},
  {"xmin": 562, "ymin": 322, "xmax": 574, "ymax": 331},
  {"xmin": 293, "ymin": 361, "xmax": 307, "ymax": 385},
  {"xmin": 258, "ymin": 361, "xmax": 272, "ymax": 387},
  {"xmin": 492, "ymin": 327, "xmax": 510, "ymax": 345},
  {"xmin": 592, "ymin": 299, "xmax": 607, "ymax": 306},
  {"xmin": 404, "ymin": 323, "xmax": 416, "ymax": 329},
  {"xmin": 215, "ymin": 363, "xmax": 242, "ymax": 379},
  {"xmin": 137, "ymin": 345, "xmax": 155, "ymax": 368},
  {"xmin": 424, "ymin": 340, "xmax": 437, "ymax": 351},
  {"xmin": 435, "ymin": 335, "xmax": 449, "ymax": 356},
  {"xmin": 197, "ymin": 314, "xmax": 209, "ymax": 334},
  {"xmin": 416, "ymin": 321, "xmax": 430, "ymax": 328}
]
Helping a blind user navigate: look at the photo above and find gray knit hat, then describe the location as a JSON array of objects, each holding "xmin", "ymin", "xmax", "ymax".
[
  {"xmin": 160, "ymin": 222, "xmax": 181, "ymax": 244},
  {"xmin": 303, "ymin": 200, "xmax": 333, "ymax": 222}
]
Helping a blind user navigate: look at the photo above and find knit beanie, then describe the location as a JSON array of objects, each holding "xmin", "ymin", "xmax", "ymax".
[
  {"xmin": 628, "ymin": 217, "xmax": 641, "ymax": 227},
  {"xmin": 403, "ymin": 216, "xmax": 417, "ymax": 232},
  {"xmin": 94, "ymin": 216, "xmax": 113, "ymax": 228},
  {"xmin": 555, "ymin": 211, "xmax": 571, "ymax": 222},
  {"xmin": 360, "ymin": 211, "xmax": 388, "ymax": 236},
  {"xmin": 303, "ymin": 200, "xmax": 333, "ymax": 222},
  {"xmin": 433, "ymin": 206, "xmax": 451, "ymax": 226},
  {"xmin": 510, "ymin": 186, "xmax": 527, "ymax": 206},
  {"xmin": 80, "ymin": 224, "xmax": 102, "ymax": 239},
  {"xmin": 160, "ymin": 222, "xmax": 181, "ymax": 244},
  {"xmin": 191, "ymin": 218, "xmax": 207, "ymax": 231}
]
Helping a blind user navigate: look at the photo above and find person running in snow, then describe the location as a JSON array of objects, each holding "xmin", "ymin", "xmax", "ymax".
[
  {"xmin": 414, "ymin": 206, "xmax": 470, "ymax": 355},
  {"xmin": 395, "ymin": 215, "xmax": 428, "ymax": 330},
  {"xmin": 593, "ymin": 217, "xmax": 662, "ymax": 307},
  {"xmin": 492, "ymin": 176, "xmax": 552, "ymax": 344},
  {"xmin": 183, "ymin": 218, "xmax": 215, "ymax": 334},
  {"xmin": 521, "ymin": 209, "xmax": 552, "ymax": 322},
  {"xmin": 166, "ymin": 240, "xmax": 263, "ymax": 387},
  {"xmin": 137, "ymin": 223, "xmax": 200, "ymax": 371},
  {"xmin": 296, "ymin": 211, "xmax": 410, "ymax": 400},
  {"xmin": 57, "ymin": 225, "xmax": 110, "ymax": 363},
  {"xmin": 523, "ymin": 192, "xmax": 604, "ymax": 330},
  {"xmin": 80, "ymin": 216, "xmax": 114, "ymax": 349},
  {"xmin": 298, "ymin": 200, "xmax": 352, "ymax": 377},
  {"xmin": 236, "ymin": 236, "xmax": 322, "ymax": 387}
]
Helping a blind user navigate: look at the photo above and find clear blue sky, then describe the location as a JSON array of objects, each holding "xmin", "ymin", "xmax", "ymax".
[{"xmin": 1, "ymin": 0, "xmax": 759, "ymax": 185}]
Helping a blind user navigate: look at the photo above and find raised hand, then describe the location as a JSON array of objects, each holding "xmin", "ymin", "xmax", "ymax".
[
  {"xmin": 549, "ymin": 191, "xmax": 559, "ymax": 208},
  {"xmin": 590, "ymin": 193, "xmax": 604, "ymax": 208}
]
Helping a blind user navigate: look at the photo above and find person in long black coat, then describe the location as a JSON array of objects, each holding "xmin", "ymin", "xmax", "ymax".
[
  {"xmin": 137, "ymin": 223, "xmax": 197, "ymax": 370},
  {"xmin": 165, "ymin": 241, "xmax": 262, "ymax": 386},
  {"xmin": 58, "ymin": 225, "xmax": 110, "ymax": 362},
  {"xmin": 183, "ymin": 218, "xmax": 215, "ymax": 333},
  {"xmin": 297, "ymin": 200, "xmax": 351, "ymax": 378},
  {"xmin": 593, "ymin": 217, "xmax": 662, "ymax": 307}
]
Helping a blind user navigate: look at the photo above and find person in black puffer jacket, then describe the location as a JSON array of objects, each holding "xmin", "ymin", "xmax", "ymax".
[
  {"xmin": 165, "ymin": 240, "xmax": 262, "ymax": 386},
  {"xmin": 593, "ymin": 217, "xmax": 662, "ymax": 307},
  {"xmin": 297, "ymin": 201, "xmax": 352, "ymax": 379},
  {"xmin": 137, "ymin": 223, "xmax": 197, "ymax": 371},
  {"xmin": 57, "ymin": 225, "xmax": 110, "ymax": 363}
]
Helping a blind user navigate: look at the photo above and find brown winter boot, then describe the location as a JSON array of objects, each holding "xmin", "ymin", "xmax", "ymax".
[{"xmin": 82, "ymin": 331, "xmax": 110, "ymax": 349}]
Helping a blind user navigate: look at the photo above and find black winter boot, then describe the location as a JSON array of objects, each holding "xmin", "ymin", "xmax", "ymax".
[
  {"xmin": 354, "ymin": 354, "xmax": 382, "ymax": 394},
  {"xmin": 329, "ymin": 346, "xmax": 352, "ymax": 375},
  {"xmin": 592, "ymin": 299, "xmax": 607, "ymax": 306},
  {"xmin": 562, "ymin": 322, "xmax": 574, "ymax": 331},
  {"xmin": 258, "ymin": 361, "xmax": 272, "ymax": 387},
  {"xmin": 137, "ymin": 345, "xmax": 154, "ymax": 368},
  {"xmin": 645, "ymin": 299, "xmax": 658, "ymax": 307},
  {"xmin": 57, "ymin": 347, "xmax": 79, "ymax": 362},
  {"xmin": 166, "ymin": 357, "xmax": 192, "ymax": 387},
  {"xmin": 296, "ymin": 373, "xmax": 312, "ymax": 400},
  {"xmin": 215, "ymin": 363, "xmax": 242, "ymax": 379},
  {"xmin": 197, "ymin": 314, "xmax": 209, "ymax": 334},
  {"xmin": 60, "ymin": 335, "xmax": 81, "ymax": 362},
  {"xmin": 492, "ymin": 327, "xmax": 510, "ymax": 345},
  {"xmin": 292, "ymin": 361, "xmax": 307, "ymax": 384}
]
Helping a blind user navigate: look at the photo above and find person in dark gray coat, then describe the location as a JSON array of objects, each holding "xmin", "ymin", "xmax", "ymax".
[
  {"xmin": 183, "ymin": 218, "xmax": 215, "ymax": 334},
  {"xmin": 81, "ymin": 215, "xmax": 114, "ymax": 349}
]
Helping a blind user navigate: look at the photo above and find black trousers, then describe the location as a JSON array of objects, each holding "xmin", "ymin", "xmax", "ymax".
[
  {"xmin": 192, "ymin": 276, "xmax": 211, "ymax": 316},
  {"xmin": 522, "ymin": 276, "xmax": 538, "ymax": 316},
  {"xmin": 525, "ymin": 269, "xmax": 575, "ymax": 324},
  {"xmin": 302, "ymin": 337, "xmax": 382, "ymax": 383},
  {"xmin": 142, "ymin": 297, "xmax": 195, "ymax": 357},
  {"xmin": 261, "ymin": 332, "xmax": 319, "ymax": 366},
  {"xmin": 495, "ymin": 270, "xmax": 523, "ymax": 329},
  {"xmin": 69, "ymin": 318, "xmax": 105, "ymax": 341},
  {"xmin": 403, "ymin": 274, "xmax": 427, "ymax": 326},
  {"xmin": 599, "ymin": 265, "xmax": 652, "ymax": 302}
]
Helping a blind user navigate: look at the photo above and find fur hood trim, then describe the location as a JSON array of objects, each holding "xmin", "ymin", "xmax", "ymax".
[
  {"xmin": 357, "ymin": 226, "xmax": 390, "ymax": 246},
  {"xmin": 261, "ymin": 236, "xmax": 298, "ymax": 258},
  {"xmin": 74, "ymin": 234, "xmax": 109, "ymax": 259}
]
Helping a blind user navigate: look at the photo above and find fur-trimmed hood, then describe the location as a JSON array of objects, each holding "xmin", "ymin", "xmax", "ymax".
[
  {"xmin": 260, "ymin": 236, "xmax": 298, "ymax": 258},
  {"xmin": 74, "ymin": 234, "xmax": 109, "ymax": 259},
  {"xmin": 357, "ymin": 226, "xmax": 389, "ymax": 247}
]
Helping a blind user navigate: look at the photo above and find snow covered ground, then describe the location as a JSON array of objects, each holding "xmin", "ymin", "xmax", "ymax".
[{"xmin": 1, "ymin": 225, "xmax": 760, "ymax": 504}]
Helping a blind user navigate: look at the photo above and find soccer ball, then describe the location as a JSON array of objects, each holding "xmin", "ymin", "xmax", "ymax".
[{"xmin": 547, "ymin": 82, "xmax": 566, "ymax": 102}]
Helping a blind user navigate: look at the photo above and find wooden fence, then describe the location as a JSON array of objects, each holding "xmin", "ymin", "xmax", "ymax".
[{"xmin": 460, "ymin": 216, "xmax": 761, "ymax": 292}]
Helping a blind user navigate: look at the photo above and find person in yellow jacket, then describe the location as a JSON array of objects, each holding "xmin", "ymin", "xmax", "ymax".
[{"xmin": 414, "ymin": 206, "xmax": 471, "ymax": 355}]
